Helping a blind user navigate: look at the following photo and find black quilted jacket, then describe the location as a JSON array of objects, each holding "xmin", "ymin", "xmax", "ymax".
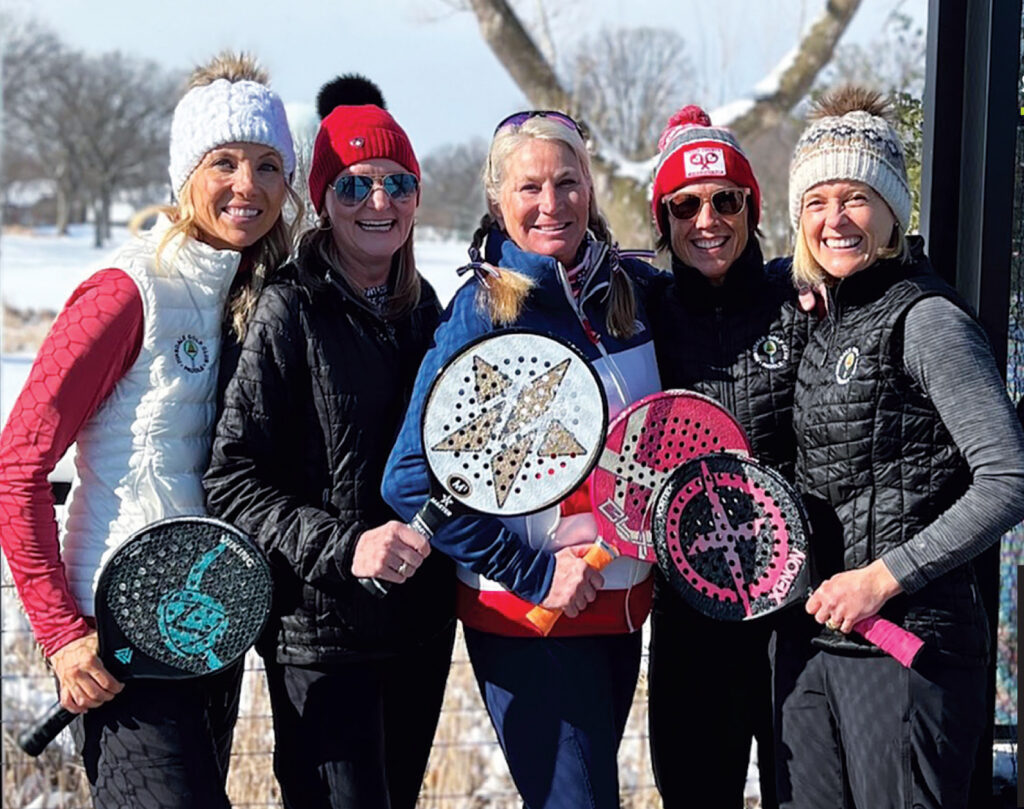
[
  {"xmin": 647, "ymin": 237, "xmax": 814, "ymax": 618},
  {"xmin": 204, "ymin": 252, "xmax": 455, "ymax": 665}
]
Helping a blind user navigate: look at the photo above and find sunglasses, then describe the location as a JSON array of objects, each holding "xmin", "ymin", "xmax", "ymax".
[
  {"xmin": 665, "ymin": 188, "xmax": 748, "ymax": 220},
  {"xmin": 493, "ymin": 110, "xmax": 587, "ymax": 139},
  {"xmin": 332, "ymin": 173, "xmax": 419, "ymax": 206}
]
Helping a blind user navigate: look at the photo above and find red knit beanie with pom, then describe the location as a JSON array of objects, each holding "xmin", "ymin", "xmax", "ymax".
[
  {"xmin": 651, "ymin": 105, "xmax": 761, "ymax": 237},
  {"xmin": 308, "ymin": 104, "xmax": 420, "ymax": 214}
]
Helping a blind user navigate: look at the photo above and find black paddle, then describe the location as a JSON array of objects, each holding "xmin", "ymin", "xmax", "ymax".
[{"xmin": 18, "ymin": 516, "xmax": 272, "ymax": 756}]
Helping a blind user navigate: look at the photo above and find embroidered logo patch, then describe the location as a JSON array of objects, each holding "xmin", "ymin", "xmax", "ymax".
[
  {"xmin": 684, "ymin": 147, "xmax": 726, "ymax": 177},
  {"xmin": 835, "ymin": 346, "xmax": 860, "ymax": 385},
  {"xmin": 174, "ymin": 334, "xmax": 210, "ymax": 374},
  {"xmin": 752, "ymin": 333, "xmax": 789, "ymax": 370}
]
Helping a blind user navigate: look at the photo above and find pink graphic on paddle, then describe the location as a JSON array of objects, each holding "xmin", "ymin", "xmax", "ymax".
[{"xmin": 590, "ymin": 391, "xmax": 750, "ymax": 564}]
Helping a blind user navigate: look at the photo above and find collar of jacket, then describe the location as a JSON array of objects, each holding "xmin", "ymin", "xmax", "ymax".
[
  {"xmin": 481, "ymin": 227, "xmax": 612, "ymax": 309},
  {"xmin": 825, "ymin": 235, "xmax": 931, "ymax": 312},
  {"xmin": 669, "ymin": 236, "xmax": 767, "ymax": 313}
]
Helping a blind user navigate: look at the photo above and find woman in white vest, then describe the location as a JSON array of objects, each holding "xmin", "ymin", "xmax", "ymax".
[{"xmin": 0, "ymin": 51, "xmax": 298, "ymax": 808}]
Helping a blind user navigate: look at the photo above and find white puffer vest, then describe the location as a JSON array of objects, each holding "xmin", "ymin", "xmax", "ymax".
[{"xmin": 61, "ymin": 221, "xmax": 240, "ymax": 614}]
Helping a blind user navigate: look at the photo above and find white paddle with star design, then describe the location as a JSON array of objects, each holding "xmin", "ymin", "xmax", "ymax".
[{"xmin": 362, "ymin": 329, "xmax": 607, "ymax": 596}]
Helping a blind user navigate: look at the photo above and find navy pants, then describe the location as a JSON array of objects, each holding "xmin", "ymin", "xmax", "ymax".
[
  {"xmin": 263, "ymin": 623, "xmax": 455, "ymax": 809},
  {"xmin": 773, "ymin": 637, "xmax": 986, "ymax": 809},
  {"xmin": 72, "ymin": 661, "xmax": 243, "ymax": 809},
  {"xmin": 648, "ymin": 605, "xmax": 777, "ymax": 809},
  {"xmin": 464, "ymin": 627, "xmax": 642, "ymax": 809}
]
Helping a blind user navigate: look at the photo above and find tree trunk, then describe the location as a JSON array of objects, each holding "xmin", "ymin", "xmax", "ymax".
[{"xmin": 464, "ymin": 0, "xmax": 863, "ymax": 248}]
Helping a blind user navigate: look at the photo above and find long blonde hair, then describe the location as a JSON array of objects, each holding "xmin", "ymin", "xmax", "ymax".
[
  {"xmin": 473, "ymin": 115, "xmax": 637, "ymax": 338},
  {"xmin": 130, "ymin": 50, "xmax": 301, "ymax": 340}
]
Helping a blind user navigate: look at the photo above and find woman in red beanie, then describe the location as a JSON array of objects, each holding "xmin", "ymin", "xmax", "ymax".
[
  {"xmin": 645, "ymin": 105, "xmax": 813, "ymax": 809},
  {"xmin": 203, "ymin": 77, "xmax": 455, "ymax": 809}
]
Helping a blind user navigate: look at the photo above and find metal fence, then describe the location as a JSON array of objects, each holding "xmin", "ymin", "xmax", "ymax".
[{"xmin": 1, "ymin": 554, "xmax": 675, "ymax": 809}]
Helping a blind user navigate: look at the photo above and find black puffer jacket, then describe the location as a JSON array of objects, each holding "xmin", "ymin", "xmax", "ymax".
[
  {"xmin": 794, "ymin": 247, "xmax": 985, "ymax": 661},
  {"xmin": 204, "ymin": 252, "xmax": 455, "ymax": 665},
  {"xmin": 651, "ymin": 238, "xmax": 812, "ymax": 479},
  {"xmin": 647, "ymin": 238, "xmax": 813, "ymax": 620}
]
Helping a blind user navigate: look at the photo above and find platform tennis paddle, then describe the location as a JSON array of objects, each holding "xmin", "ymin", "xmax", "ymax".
[
  {"xmin": 18, "ymin": 517, "xmax": 272, "ymax": 756},
  {"xmin": 525, "ymin": 389, "xmax": 751, "ymax": 634},
  {"xmin": 651, "ymin": 454, "xmax": 924, "ymax": 668},
  {"xmin": 362, "ymin": 329, "xmax": 608, "ymax": 596}
]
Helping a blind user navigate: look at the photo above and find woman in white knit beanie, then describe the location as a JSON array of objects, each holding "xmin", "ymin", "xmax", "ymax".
[
  {"xmin": 775, "ymin": 86, "xmax": 1024, "ymax": 809},
  {"xmin": 0, "ymin": 51, "xmax": 298, "ymax": 808}
]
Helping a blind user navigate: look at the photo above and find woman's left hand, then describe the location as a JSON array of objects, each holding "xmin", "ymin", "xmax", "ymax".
[{"xmin": 806, "ymin": 559, "xmax": 903, "ymax": 633}]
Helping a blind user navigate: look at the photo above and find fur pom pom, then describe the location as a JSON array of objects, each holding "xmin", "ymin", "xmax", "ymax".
[
  {"xmin": 810, "ymin": 85, "xmax": 891, "ymax": 121},
  {"xmin": 316, "ymin": 74, "xmax": 387, "ymax": 119}
]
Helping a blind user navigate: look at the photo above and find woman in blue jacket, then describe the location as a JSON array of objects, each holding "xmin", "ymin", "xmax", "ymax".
[{"xmin": 383, "ymin": 110, "xmax": 660, "ymax": 809}]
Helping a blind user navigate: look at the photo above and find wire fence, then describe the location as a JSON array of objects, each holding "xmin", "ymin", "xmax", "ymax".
[{"xmin": 1, "ymin": 552, "xmax": 678, "ymax": 809}]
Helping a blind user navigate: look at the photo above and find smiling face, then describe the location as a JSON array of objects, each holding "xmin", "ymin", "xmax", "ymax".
[
  {"xmin": 189, "ymin": 142, "xmax": 288, "ymax": 251},
  {"xmin": 324, "ymin": 158, "xmax": 418, "ymax": 285},
  {"xmin": 494, "ymin": 138, "xmax": 590, "ymax": 266},
  {"xmin": 666, "ymin": 180, "xmax": 749, "ymax": 285},
  {"xmin": 799, "ymin": 180, "xmax": 897, "ymax": 280}
]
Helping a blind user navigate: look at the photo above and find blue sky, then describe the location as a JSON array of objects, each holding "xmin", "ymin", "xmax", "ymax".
[{"xmin": 8, "ymin": 0, "xmax": 926, "ymax": 155}]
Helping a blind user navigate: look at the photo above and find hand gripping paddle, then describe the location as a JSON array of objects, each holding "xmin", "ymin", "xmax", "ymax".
[
  {"xmin": 362, "ymin": 329, "xmax": 608, "ymax": 596},
  {"xmin": 525, "ymin": 389, "xmax": 751, "ymax": 634},
  {"xmin": 18, "ymin": 516, "xmax": 272, "ymax": 756},
  {"xmin": 651, "ymin": 454, "xmax": 924, "ymax": 667}
]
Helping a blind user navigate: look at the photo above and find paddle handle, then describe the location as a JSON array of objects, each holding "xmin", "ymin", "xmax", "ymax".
[
  {"xmin": 359, "ymin": 495, "xmax": 451, "ymax": 598},
  {"xmin": 526, "ymin": 539, "xmax": 619, "ymax": 635},
  {"xmin": 18, "ymin": 700, "xmax": 76, "ymax": 757},
  {"xmin": 853, "ymin": 614, "xmax": 924, "ymax": 668}
]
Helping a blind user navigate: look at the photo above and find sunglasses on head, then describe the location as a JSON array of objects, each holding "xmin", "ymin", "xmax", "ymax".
[
  {"xmin": 493, "ymin": 110, "xmax": 587, "ymax": 139},
  {"xmin": 665, "ymin": 188, "xmax": 748, "ymax": 221},
  {"xmin": 331, "ymin": 173, "xmax": 419, "ymax": 206}
]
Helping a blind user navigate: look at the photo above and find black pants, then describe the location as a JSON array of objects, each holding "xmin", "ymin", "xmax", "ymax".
[
  {"xmin": 648, "ymin": 606, "xmax": 778, "ymax": 809},
  {"xmin": 263, "ymin": 623, "xmax": 455, "ymax": 809},
  {"xmin": 71, "ymin": 662, "xmax": 243, "ymax": 809},
  {"xmin": 773, "ymin": 635, "xmax": 987, "ymax": 809}
]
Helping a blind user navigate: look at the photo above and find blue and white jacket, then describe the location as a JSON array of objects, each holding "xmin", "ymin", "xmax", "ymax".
[{"xmin": 382, "ymin": 229, "xmax": 662, "ymax": 636}]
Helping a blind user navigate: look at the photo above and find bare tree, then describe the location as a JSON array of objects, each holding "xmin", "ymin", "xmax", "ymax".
[
  {"xmin": 568, "ymin": 27, "xmax": 695, "ymax": 162},
  {"xmin": 3, "ymin": 16, "xmax": 179, "ymax": 245},
  {"xmin": 418, "ymin": 137, "xmax": 489, "ymax": 239},
  {"xmin": 460, "ymin": 0, "xmax": 862, "ymax": 247}
]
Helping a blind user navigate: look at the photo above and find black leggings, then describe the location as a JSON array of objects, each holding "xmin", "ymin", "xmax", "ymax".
[
  {"xmin": 263, "ymin": 624, "xmax": 456, "ymax": 809},
  {"xmin": 72, "ymin": 661, "xmax": 243, "ymax": 809},
  {"xmin": 648, "ymin": 605, "xmax": 778, "ymax": 809},
  {"xmin": 773, "ymin": 636, "xmax": 987, "ymax": 809}
]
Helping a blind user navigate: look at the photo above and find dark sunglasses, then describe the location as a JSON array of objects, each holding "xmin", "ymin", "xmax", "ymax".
[
  {"xmin": 665, "ymin": 188, "xmax": 748, "ymax": 220},
  {"xmin": 493, "ymin": 109, "xmax": 587, "ymax": 139},
  {"xmin": 332, "ymin": 173, "xmax": 419, "ymax": 206}
]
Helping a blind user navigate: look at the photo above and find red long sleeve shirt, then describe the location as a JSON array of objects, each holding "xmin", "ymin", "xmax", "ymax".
[{"xmin": 0, "ymin": 268, "xmax": 143, "ymax": 656}]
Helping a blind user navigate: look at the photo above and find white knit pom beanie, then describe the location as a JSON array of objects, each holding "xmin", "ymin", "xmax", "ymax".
[{"xmin": 168, "ymin": 78, "xmax": 296, "ymax": 198}]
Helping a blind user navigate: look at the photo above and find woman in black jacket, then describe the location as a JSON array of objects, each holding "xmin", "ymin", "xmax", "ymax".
[
  {"xmin": 776, "ymin": 85, "xmax": 1024, "ymax": 809},
  {"xmin": 203, "ymin": 78, "xmax": 454, "ymax": 809},
  {"xmin": 645, "ymin": 105, "xmax": 812, "ymax": 809}
]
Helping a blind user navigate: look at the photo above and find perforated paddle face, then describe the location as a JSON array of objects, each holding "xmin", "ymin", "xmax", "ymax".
[
  {"xmin": 590, "ymin": 390, "xmax": 751, "ymax": 562},
  {"xmin": 95, "ymin": 517, "xmax": 272, "ymax": 679},
  {"xmin": 422, "ymin": 330, "xmax": 607, "ymax": 516},
  {"xmin": 653, "ymin": 455, "xmax": 809, "ymax": 621}
]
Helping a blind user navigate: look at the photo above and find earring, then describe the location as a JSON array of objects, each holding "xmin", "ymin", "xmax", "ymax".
[{"xmin": 317, "ymin": 215, "xmax": 332, "ymax": 232}]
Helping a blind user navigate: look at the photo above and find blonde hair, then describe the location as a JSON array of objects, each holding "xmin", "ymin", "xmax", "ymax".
[
  {"xmin": 131, "ymin": 50, "xmax": 301, "ymax": 341},
  {"xmin": 293, "ymin": 218, "xmax": 422, "ymax": 319},
  {"xmin": 473, "ymin": 115, "xmax": 637, "ymax": 338}
]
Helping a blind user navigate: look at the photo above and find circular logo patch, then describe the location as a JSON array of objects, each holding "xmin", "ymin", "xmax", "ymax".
[
  {"xmin": 834, "ymin": 346, "xmax": 860, "ymax": 385},
  {"xmin": 752, "ymin": 333, "xmax": 789, "ymax": 370},
  {"xmin": 174, "ymin": 334, "xmax": 210, "ymax": 374}
]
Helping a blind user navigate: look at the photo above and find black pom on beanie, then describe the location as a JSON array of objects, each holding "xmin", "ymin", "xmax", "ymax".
[{"xmin": 316, "ymin": 74, "xmax": 387, "ymax": 119}]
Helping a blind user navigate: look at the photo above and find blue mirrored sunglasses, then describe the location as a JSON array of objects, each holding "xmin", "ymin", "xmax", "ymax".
[
  {"xmin": 493, "ymin": 110, "xmax": 586, "ymax": 139},
  {"xmin": 332, "ymin": 173, "xmax": 419, "ymax": 206}
]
